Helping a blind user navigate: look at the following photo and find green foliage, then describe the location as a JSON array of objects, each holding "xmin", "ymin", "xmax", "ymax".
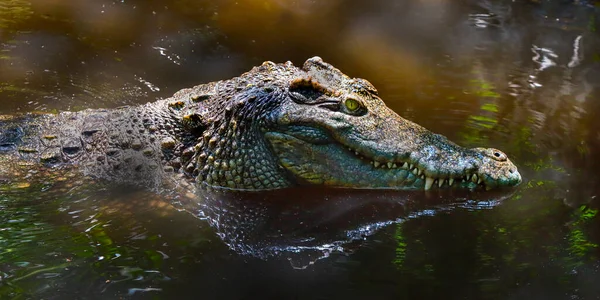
[
  {"xmin": 0, "ymin": 83, "xmax": 48, "ymax": 97},
  {"xmin": 525, "ymin": 157, "xmax": 564, "ymax": 172},
  {"xmin": 467, "ymin": 115, "xmax": 498, "ymax": 129},
  {"xmin": 480, "ymin": 103, "xmax": 499, "ymax": 113},
  {"xmin": 459, "ymin": 101, "xmax": 499, "ymax": 146},
  {"xmin": 393, "ymin": 223, "xmax": 406, "ymax": 268},
  {"xmin": 567, "ymin": 206, "xmax": 598, "ymax": 259},
  {"xmin": 469, "ymin": 79, "xmax": 501, "ymax": 98},
  {"xmin": 458, "ymin": 79, "xmax": 505, "ymax": 146}
]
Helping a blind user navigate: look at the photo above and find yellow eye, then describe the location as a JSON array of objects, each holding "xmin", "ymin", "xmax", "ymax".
[{"xmin": 345, "ymin": 98, "xmax": 360, "ymax": 111}]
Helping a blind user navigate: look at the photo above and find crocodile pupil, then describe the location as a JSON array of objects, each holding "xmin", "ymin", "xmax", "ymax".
[{"xmin": 345, "ymin": 98, "xmax": 359, "ymax": 111}]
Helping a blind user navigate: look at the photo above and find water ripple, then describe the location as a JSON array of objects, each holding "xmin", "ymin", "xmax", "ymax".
[{"xmin": 152, "ymin": 46, "xmax": 182, "ymax": 66}]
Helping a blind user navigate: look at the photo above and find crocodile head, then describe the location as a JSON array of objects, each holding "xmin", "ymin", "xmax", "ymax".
[
  {"xmin": 190, "ymin": 57, "xmax": 521, "ymax": 191},
  {"xmin": 263, "ymin": 57, "xmax": 521, "ymax": 191}
]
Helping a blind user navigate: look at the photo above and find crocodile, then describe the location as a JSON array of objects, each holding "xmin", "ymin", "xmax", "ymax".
[{"xmin": 0, "ymin": 57, "xmax": 521, "ymax": 191}]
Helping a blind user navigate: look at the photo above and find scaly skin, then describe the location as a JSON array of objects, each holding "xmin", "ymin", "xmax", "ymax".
[{"xmin": 0, "ymin": 57, "xmax": 521, "ymax": 191}]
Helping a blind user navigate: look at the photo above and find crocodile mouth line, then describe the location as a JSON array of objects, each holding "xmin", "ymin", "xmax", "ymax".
[{"xmin": 344, "ymin": 146, "xmax": 485, "ymax": 190}]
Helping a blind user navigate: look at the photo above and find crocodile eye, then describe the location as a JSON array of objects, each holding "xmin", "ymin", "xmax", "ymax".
[{"xmin": 345, "ymin": 98, "xmax": 360, "ymax": 111}]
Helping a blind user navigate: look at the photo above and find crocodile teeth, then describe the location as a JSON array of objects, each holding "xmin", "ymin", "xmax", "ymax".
[
  {"xmin": 477, "ymin": 178, "xmax": 482, "ymax": 184},
  {"xmin": 392, "ymin": 163, "xmax": 397, "ymax": 168},
  {"xmin": 425, "ymin": 177, "xmax": 434, "ymax": 190},
  {"xmin": 471, "ymin": 174, "xmax": 478, "ymax": 183},
  {"xmin": 355, "ymin": 151, "xmax": 359, "ymax": 155},
  {"xmin": 402, "ymin": 162, "xmax": 409, "ymax": 169},
  {"xmin": 373, "ymin": 161, "xmax": 380, "ymax": 168},
  {"xmin": 412, "ymin": 168, "xmax": 418, "ymax": 175},
  {"xmin": 409, "ymin": 164, "xmax": 414, "ymax": 170},
  {"xmin": 418, "ymin": 169, "xmax": 423, "ymax": 176},
  {"xmin": 438, "ymin": 179, "xmax": 444, "ymax": 187},
  {"xmin": 387, "ymin": 162, "xmax": 393, "ymax": 169},
  {"xmin": 449, "ymin": 178, "xmax": 454, "ymax": 186}
]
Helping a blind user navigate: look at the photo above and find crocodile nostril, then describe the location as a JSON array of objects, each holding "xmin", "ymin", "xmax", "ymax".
[
  {"xmin": 489, "ymin": 149, "xmax": 507, "ymax": 161},
  {"xmin": 509, "ymin": 168, "xmax": 515, "ymax": 174}
]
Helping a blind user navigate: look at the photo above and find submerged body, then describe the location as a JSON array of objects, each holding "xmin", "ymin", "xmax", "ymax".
[{"xmin": 0, "ymin": 57, "xmax": 521, "ymax": 191}]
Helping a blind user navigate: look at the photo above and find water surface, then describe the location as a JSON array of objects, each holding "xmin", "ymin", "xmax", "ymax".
[{"xmin": 1, "ymin": 0, "xmax": 599, "ymax": 299}]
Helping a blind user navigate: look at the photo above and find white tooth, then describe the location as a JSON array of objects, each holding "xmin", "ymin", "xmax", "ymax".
[
  {"xmin": 418, "ymin": 169, "xmax": 423, "ymax": 176},
  {"xmin": 477, "ymin": 178, "xmax": 482, "ymax": 184},
  {"xmin": 466, "ymin": 174, "xmax": 471, "ymax": 181},
  {"xmin": 402, "ymin": 162, "xmax": 409, "ymax": 169},
  {"xmin": 409, "ymin": 164, "xmax": 414, "ymax": 170},
  {"xmin": 349, "ymin": 148, "xmax": 352, "ymax": 151},
  {"xmin": 387, "ymin": 162, "xmax": 393, "ymax": 169},
  {"xmin": 355, "ymin": 151, "xmax": 359, "ymax": 155},
  {"xmin": 374, "ymin": 161, "xmax": 380, "ymax": 168},
  {"xmin": 371, "ymin": 161, "xmax": 374, "ymax": 165},
  {"xmin": 392, "ymin": 163, "xmax": 397, "ymax": 168},
  {"xmin": 438, "ymin": 179, "xmax": 444, "ymax": 187},
  {"xmin": 425, "ymin": 177, "xmax": 434, "ymax": 190},
  {"xmin": 449, "ymin": 178, "xmax": 454, "ymax": 186},
  {"xmin": 420, "ymin": 174, "xmax": 425, "ymax": 179},
  {"xmin": 471, "ymin": 174, "xmax": 478, "ymax": 183},
  {"xmin": 412, "ymin": 168, "xmax": 418, "ymax": 175}
]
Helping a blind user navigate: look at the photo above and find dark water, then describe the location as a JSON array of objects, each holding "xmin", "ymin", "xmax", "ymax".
[{"xmin": 1, "ymin": 0, "xmax": 600, "ymax": 299}]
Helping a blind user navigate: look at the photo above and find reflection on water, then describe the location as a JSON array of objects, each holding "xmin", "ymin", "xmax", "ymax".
[
  {"xmin": 188, "ymin": 188, "xmax": 512, "ymax": 267},
  {"xmin": 1, "ymin": 0, "xmax": 600, "ymax": 298},
  {"xmin": 0, "ymin": 178, "xmax": 532, "ymax": 298}
]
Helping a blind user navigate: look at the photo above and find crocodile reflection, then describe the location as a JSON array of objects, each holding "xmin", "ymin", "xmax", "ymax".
[{"xmin": 176, "ymin": 188, "xmax": 514, "ymax": 267}]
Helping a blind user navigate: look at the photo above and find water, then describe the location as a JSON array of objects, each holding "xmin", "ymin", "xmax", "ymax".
[{"xmin": 1, "ymin": 0, "xmax": 599, "ymax": 299}]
